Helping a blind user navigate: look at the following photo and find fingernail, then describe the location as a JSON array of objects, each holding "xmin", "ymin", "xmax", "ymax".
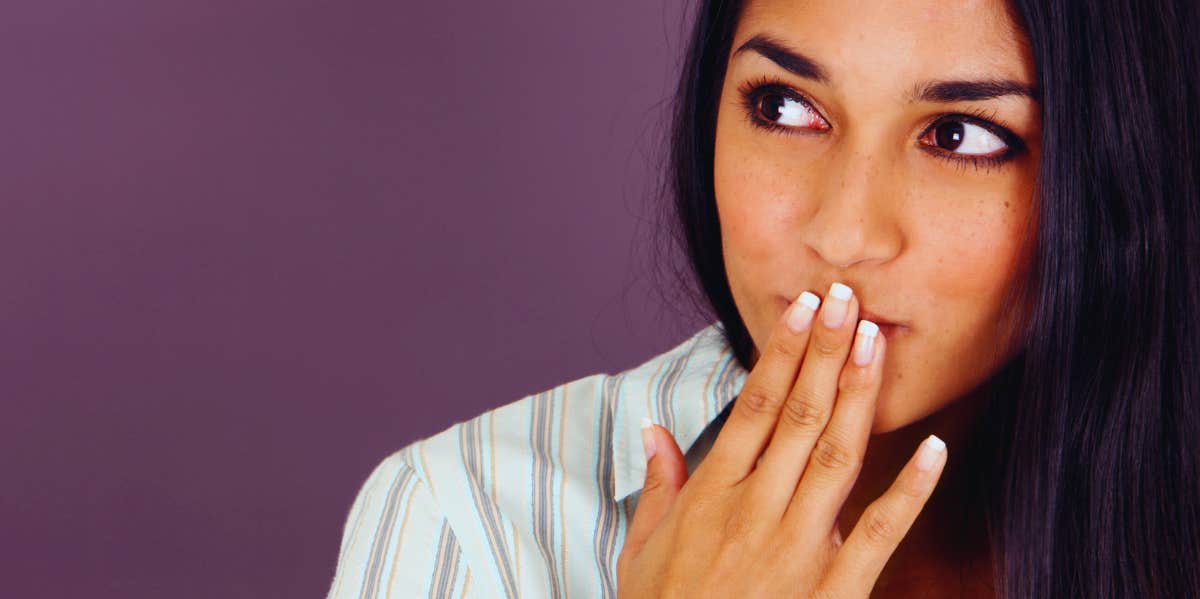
[
  {"xmin": 915, "ymin": 434, "xmax": 946, "ymax": 472},
  {"xmin": 786, "ymin": 291, "xmax": 821, "ymax": 333},
  {"xmin": 822, "ymin": 282, "xmax": 853, "ymax": 329},
  {"xmin": 852, "ymin": 320, "xmax": 879, "ymax": 365},
  {"xmin": 640, "ymin": 417, "xmax": 657, "ymax": 462}
]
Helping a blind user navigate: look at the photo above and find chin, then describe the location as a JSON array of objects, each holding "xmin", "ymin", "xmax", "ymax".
[
  {"xmin": 869, "ymin": 406, "xmax": 912, "ymax": 434},
  {"xmin": 868, "ymin": 382, "xmax": 939, "ymax": 434}
]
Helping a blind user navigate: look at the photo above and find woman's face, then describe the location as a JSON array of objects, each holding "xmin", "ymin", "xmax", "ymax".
[{"xmin": 715, "ymin": 0, "xmax": 1041, "ymax": 433}]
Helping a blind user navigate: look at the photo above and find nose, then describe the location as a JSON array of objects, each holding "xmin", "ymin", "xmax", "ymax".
[{"xmin": 797, "ymin": 142, "xmax": 903, "ymax": 270}]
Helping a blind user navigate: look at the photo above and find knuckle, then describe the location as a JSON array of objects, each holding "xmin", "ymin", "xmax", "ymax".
[
  {"xmin": 765, "ymin": 337, "xmax": 803, "ymax": 361},
  {"xmin": 897, "ymin": 477, "xmax": 929, "ymax": 500},
  {"xmin": 780, "ymin": 394, "xmax": 827, "ymax": 430},
  {"xmin": 837, "ymin": 366, "xmax": 874, "ymax": 395},
  {"xmin": 812, "ymin": 436, "xmax": 858, "ymax": 472},
  {"xmin": 809, "ymin": 331, "xmax": 844, "ymax": 359},
  {"xmin": 737, "ymin": 386, "xmax": 781, "ymax": 417},
  {"xmin": 721, "ymin": 509, "xmax": 759, "ymax": 543},
  {"xmin": 641, "ymin": 470, "xmax": 670, "ymax": 495},
  {"xmin": 861, "ymin": 505, "xmax": 899, "ymax": 545}
]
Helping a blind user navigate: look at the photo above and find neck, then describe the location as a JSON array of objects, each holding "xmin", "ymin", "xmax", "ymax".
[{"xmin": 837, "ymin": 385, "xmax": 996, "ymax": 597}]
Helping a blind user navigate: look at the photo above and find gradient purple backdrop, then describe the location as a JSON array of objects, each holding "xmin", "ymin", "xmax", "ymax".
[{"xmin": 0, "ymin": 1, "xmax": 710, "ymax": 596}]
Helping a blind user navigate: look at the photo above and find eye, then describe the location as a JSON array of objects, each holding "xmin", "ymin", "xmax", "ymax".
[
  {"xmin": 754, "ymin": 91, "xmax": 827, "ymax": 130},
  {"xmin": 737, "ymin": 76, "xmax": 1027, "ymax": 171},
  {"xmin": 915, "ymin": 112, "xmax": 1026, "ymax": 171},
  {"xmin": 919, "ymin": 119, "xmax": 1008, "ymax": 156},
  {"xmin": 738, "ymin": 77, "xmax": 830, "ymax": 134}
]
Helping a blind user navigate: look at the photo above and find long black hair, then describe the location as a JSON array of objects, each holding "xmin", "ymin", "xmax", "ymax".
[{"xmin": 654, "ymin": 0, "xmax": 1200, "ymax": 596}]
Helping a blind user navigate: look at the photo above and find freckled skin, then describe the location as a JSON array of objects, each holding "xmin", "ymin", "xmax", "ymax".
[
  {"xmin": 716, "ymin": 0, "xmax": 1041, "ymax": 434},
  {"xmin": 713, "ymin": 1, "xmax": 1041, "ymax": 592}
]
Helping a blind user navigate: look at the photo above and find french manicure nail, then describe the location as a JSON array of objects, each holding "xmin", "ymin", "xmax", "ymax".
[
  {"xmin": 915, "ymin": 434, "xmax": 946, "ymax": 472},
  {"xmin": 787, "ymin": 291, "xmax": 821, "ymax": 333},
  {"xmin": 822, "ymin": 282, "xmax": 853, "ymax": 329},
  {"xmin": 640, "ymin": 417, "xmax": 657, "ymax": 462},
  {"xmin": 852, "ymin": 320, "xmax": 879, "ymax": 365}
]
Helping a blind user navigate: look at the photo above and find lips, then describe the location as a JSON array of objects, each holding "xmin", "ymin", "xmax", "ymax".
[
  {"xmin": 857, "ymin": 307, "xmax": 908, "ymax": 338},
  {"xmin": 868, "ymin": 321, "xmax": 906, "ymax": 338},
  {"xmin": 782, "ymin": 294, "xmax": 909, "ymax": 337},
  {"xmin": 857, "ymin": 307, "xmax": 891, "ymax": 323}
]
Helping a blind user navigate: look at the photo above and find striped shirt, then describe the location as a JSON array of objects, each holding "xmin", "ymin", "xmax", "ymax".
[{"xmin": 326, "ymin": 322, "xmax": 749, "ymax": 598}]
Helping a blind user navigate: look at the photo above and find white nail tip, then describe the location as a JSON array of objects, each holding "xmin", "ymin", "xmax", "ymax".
[
  {"xmin": 915, "ymin": 435, "xmax": 946, "ymax": 472},
  {"xmin": 641, "ymin": 416, "xmax": 654, "ymax": 430},
  {"xmin": 798, "ymin": 291, "xmax": 820, "ymax": 310},
  {"xmin": 857, "ymin": 320, "xmax": 879, "ymax": 337},
  {"xmin": 829, "ymin": 282, "xmax": 853, "ymax": 300}
]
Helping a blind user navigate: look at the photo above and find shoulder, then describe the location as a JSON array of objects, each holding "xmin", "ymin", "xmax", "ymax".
[
  {"xmin": 415, "ymin": 370, "xmax": 612, "ymax": 497},
  {"xmin": 327, "ymin": 446, "xmax": 469, "ymax": 598},
  {"xmin": 405, "ymin": 322, "xmax": 737, "ymax": 508},
  {"xmin": 329, "ymin": 370, "xmax": 616, "ymax": 598},
  {"xmin": 328, "ymin": 323, "xmax": 738, "ymax": 597}
]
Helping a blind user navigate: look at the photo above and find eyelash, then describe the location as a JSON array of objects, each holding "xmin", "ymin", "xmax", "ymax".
[{"xmin": 735, "ymin": 75, "xmax": 1027, "ymax": 173}]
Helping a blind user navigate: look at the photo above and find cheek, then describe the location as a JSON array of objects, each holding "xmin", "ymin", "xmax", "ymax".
[
  {"xmin": 871, "ymin": 189, "xmax": 1033, "ymax": 430},
  {"xmin": 713, "ymin": 88, "xmax": 818, "ymax": 254},
  {"xmin": 908, "ymin": 181, "xmax": 1033, "ymax": 343},
  {"xmin": 713, "ymin": 136, "xmax": 811, "ymax": 336},
  {"xmin": 713, "ymin": 94, "xmax": 1038, "ymax": 428}
]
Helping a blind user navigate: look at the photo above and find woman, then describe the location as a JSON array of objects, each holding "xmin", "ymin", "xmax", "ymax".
[{"xmin": 327, "ymin": 0, "xmax": 1200, "ymax": 596}]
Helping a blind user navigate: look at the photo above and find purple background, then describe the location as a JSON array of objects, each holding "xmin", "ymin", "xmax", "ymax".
[{"xmin": 0, "ymin": 1, "xmax": 708, "ymax": 596}]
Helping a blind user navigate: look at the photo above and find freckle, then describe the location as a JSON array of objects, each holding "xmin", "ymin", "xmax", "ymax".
[{"xmin": 1005, "ymin": 201, "xmax": 1011, "ymax": 208}]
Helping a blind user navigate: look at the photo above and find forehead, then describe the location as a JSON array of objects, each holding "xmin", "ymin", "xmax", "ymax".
[{"xmin": 734, "ymin": 0, "xmax": 1034, "ymax": 90}]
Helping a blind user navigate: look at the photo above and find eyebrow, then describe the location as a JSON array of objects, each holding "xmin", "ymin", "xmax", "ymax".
[{"xmin": 732, "ymin": 33, "xmax": 1040, "ymax": 103}]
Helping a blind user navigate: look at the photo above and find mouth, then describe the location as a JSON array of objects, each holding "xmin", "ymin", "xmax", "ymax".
[
  {"xmin": 859, "ymin": 312, "xmax": 908, "ymax": 339},
  {"xmin": 781, "ymin": 294, "xmax": 910, "ymax": 338},
  {"xmin": 868, "ymin": 321, "xmax": 902, "ymax": 340}
]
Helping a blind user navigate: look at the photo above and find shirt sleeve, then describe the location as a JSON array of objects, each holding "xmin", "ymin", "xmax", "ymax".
[{"xmin": 326, "ymin": 451, "xmax": 476, "ymax": 599}]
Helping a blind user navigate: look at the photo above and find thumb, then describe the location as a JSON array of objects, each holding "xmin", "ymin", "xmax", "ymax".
[{"xmin": 623, "ymin": 418, "xmax": 687, "ymax": 556}]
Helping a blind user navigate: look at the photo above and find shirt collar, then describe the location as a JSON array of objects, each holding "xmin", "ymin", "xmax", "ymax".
[{"xmin": 610, "ymin": 322, "xmax": 749, "ymax": 501}]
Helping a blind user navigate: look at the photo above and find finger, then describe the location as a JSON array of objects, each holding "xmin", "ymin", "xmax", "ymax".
[
  {"xmin": 700, "ymin": 291, "xmax": 821, "ymax": 484},
  {"xmin": 745, "ymin": 283, "xmax": 860, "ymax": 514},
  {"xmin": 784, "ymin": 329, "xmax": 885, "ymax": 529},
  {"xmin": 821, "ymin": 435, "xmax": 948, "ymax": 597},
  {"xmin": 622, "ymin": 420, "xmax": 687, "ymax": 558}
]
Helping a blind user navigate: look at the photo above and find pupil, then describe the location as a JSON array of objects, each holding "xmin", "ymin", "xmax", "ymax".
[
  {"xmin": 936, "ymin": 122, "xmax": 965, "ymax": 150},
  {"xmin": 761, "ymin": 95, "xmax": 784, "ymax": 121}
]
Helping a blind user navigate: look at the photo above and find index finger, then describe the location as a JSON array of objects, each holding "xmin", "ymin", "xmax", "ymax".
[{"xmin": 698, "ymin": 291, "xmax": 821, "ymax": 484}]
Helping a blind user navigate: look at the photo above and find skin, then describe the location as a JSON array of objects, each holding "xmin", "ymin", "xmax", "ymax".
[
  {"xmin": 617, "ymin": 0, "xmax": 1040, "ymax": 596},
  {"xmin": 720, "ymin": 0, "xmax": 1039, "ymax": 591},
  {"xmin": 718, "ymin": 0, "xmax": 1039, "ymax": 438}
]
